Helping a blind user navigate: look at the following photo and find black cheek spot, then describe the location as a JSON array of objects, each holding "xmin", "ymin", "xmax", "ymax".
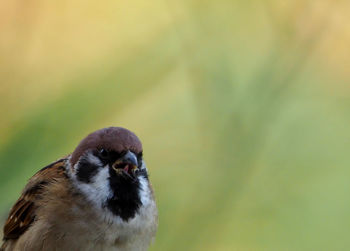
[{"xmin": 76, "ymin": 159, "xmax": 100, "ymax": 183}]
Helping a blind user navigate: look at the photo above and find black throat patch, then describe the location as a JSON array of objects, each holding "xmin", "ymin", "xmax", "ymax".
[{"xmin": 107, "ymin": 168, "xmax": 142, "ymax": 221}]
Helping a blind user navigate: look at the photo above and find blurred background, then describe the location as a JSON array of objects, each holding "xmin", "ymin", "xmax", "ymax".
[{"xmin": 1, "ymin": 0, "xmax": 350, "ymax": 250}]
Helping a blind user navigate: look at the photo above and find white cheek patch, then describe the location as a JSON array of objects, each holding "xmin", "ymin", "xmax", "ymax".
[
  {"xmin": 138, "ymin": 176, "xmax": 151, "ymax": 207},
  {"xmin": 138, "ymin": 160, "xmax": 151, "ymax": 206},
  {"xmin": 140, "ymin": 160, "xmax": 147, "ymax": 171},
  {"xmin": 70, "ymin": 160, "xmax": 112, "ymax": 209},
  {"xmin": 85, "ymin": 152, "xmax": 103, "ymax": 167}
]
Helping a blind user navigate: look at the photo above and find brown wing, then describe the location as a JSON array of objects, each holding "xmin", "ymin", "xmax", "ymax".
[{"xmin": 2, "ymin": 158, "xmax": 68, "ymax": 240}]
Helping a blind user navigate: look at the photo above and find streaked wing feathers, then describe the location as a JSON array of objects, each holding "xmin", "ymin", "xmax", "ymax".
[{"xmin": 2, "ymin": 158, "xmax": 68, "ymax": 240}]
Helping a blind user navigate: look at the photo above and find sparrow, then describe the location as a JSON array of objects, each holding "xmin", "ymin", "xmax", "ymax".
[{"xmin": 1, "ymin": 127, "xmax": 158, "ymax": 251}]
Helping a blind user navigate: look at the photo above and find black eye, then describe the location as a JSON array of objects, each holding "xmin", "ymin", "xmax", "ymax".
[
  {"xmin": 137, "ymin": 152, "xmax": 143, "ymax": 160},
  {"xmin": 99, "ymin": 149, "xmax": 109, "ymax": 158}
]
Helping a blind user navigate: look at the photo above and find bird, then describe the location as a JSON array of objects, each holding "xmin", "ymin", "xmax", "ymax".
[{"xmin": 1, "ymin": 127, "xmax": 158, "ymax": 251}]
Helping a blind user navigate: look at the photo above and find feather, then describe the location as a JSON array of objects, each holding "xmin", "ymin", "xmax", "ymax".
[{"xmin": 2, "ymin": 158, "xmax": 68, "ymax": 243}]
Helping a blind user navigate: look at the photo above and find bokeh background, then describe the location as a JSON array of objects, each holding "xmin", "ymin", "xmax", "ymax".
[{"xmin": 1, "ymin": 1, "xmax": 350, "ymax": 250}]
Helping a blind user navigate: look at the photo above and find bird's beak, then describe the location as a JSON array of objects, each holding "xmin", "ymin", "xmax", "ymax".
[{"xmin": 112, "ymin": 150, "xmax": 138, "ymax": 174}]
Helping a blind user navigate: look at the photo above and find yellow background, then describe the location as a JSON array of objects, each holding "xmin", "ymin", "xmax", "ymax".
[{"xmin": 1, "ymin": 1, "xmax": 350, "ymax": 250}]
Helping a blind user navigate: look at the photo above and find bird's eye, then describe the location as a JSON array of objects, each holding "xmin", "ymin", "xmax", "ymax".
[
  {"xmin": 137, "ymin": 152, "xmax": 143, "ymax": 162},
  {"xmin": 99, "ymin": 149, "xmax": 109, "ymax": 158}
]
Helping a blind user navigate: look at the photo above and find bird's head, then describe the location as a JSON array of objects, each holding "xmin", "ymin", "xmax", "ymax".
[{"xmin": 69, "ymin": 127, "xmax": 150, "ymax": 221}]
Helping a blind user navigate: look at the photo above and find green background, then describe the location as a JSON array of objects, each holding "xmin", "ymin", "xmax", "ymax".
[{"xmin": 1, "ymin": 1, "xmax": 350, "ymax": 250}]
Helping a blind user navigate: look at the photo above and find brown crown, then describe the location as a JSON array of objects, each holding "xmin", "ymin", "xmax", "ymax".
[{"xmin": 70, "ymin": 127, "xmax": 143, "ymax": 166}]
